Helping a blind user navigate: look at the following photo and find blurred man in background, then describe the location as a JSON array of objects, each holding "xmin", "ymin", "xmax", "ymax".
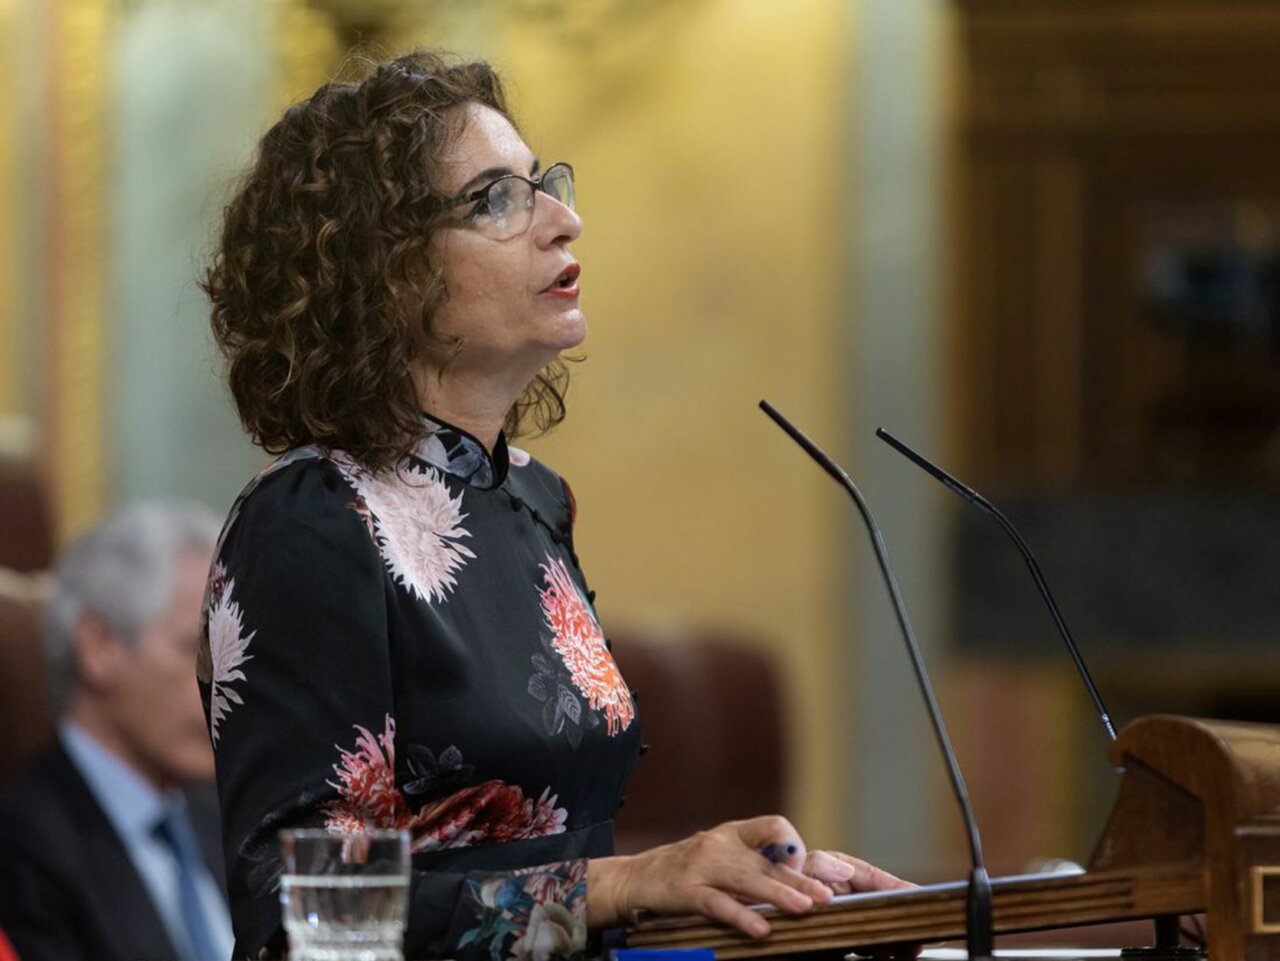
[{"xmin": 0, "ymin": 502, "xmax": 233, "ymax": 961}]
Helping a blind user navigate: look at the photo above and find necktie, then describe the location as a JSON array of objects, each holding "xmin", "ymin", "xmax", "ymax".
[{"xmin": 153, "ymin": 805, "xmax": 223, "ymax": 961}]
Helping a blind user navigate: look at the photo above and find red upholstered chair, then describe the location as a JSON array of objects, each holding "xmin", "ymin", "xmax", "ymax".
[
  {"xmin": 0, "ymin": 456, "xmax": 56, "ymax": 781},
  {"xmin": 608, "ymin": 629, "xmax": 786, "ymax": 855},
  {"xmin": 0, "ymin": 574, "xmax": 53, "ymax": 782},
  {"xmin": 0, "ymin": 455, "xmax": 54, "ymax": 573}
]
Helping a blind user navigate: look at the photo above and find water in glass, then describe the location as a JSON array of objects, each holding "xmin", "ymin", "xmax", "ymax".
[
  {"xmin": 279, "ymin": 829, "xmax": 410, "ymax": 961},
  {"xmin": 280, "ymin": 873, "xmax": 409, "ymax": 961}
]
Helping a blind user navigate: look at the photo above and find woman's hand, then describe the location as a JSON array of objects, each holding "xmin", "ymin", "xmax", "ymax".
[
  {"xmin": 587, "ymin": 816, "xmax": 833, "ymax": 939},
  {"xmin": 801, "ymin": 849, "xmax": 915, "ymax": 896}
]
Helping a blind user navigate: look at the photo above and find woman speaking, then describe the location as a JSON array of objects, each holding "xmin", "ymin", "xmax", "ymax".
[{"xmin": 200, "ymin": 50, "xmax": 906, "ymax": 961}]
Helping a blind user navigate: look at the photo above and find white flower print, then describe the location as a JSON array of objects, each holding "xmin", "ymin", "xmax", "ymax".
[
  {"xmin": 206, "ymin": 563, "xmax": 256, "ymax": 745},
  {"xmin": 331, "ymin": 455, "xmax": 476, "ymax": 604}
]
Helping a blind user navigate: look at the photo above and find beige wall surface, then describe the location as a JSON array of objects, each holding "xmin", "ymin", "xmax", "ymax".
[
  {"xmin": 6, "ymin": 0, "xmax": 870, "ymax": 851},
  {"xmin": 489, "ymin": 1, "xmax": 856, "ymax": 845},
  {"xmin": 0, "ymin": 0, "xmax": 14, "ymax": 419}
]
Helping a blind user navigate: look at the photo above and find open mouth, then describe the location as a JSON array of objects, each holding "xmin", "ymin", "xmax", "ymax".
[{"xmin": 544, "ymin": 263, "xmax": 580, "ymax": 292}]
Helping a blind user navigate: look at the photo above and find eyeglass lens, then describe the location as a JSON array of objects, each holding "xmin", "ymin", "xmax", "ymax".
[{"xmin": 478, "ymin": 164, "xmax": 574, "ymax": 238}]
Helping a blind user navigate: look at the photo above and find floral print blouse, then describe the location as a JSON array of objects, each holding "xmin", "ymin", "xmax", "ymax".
[{"xmin": 198, "ymin": 416, "xmax": 642, "ymax": 961}]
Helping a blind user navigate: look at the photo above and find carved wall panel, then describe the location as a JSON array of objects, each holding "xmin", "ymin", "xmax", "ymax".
[{"xmin": 957, "ymin": 1, "xmax": 1280, "ymax": 488}]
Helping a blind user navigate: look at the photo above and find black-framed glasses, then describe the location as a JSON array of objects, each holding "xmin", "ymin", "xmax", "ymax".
[{"xmin": 441, "ymin": 162, "xmax": 575, "ymax": 239}]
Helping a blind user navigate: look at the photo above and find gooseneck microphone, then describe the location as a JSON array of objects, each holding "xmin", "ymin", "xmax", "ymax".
[
  {"xmin": 759, "ymin": 400, "xmax": 993, "ymax": 961},
  {"xmin": 871, "ymin": 432, "xmax": 1209, "ymax": 953},
  {"xmin": 874, "ymin": 428, "xmax": 1117, "ymax": 743}
]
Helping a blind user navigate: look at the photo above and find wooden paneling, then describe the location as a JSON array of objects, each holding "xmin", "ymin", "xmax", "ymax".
[
  {"xmin": 630, "ymin": 716, "xmax": 1280, "ymax": 959},
  {"xmin": 955, "ymin": 1, "xmax": 1280, "ymax": 487}
]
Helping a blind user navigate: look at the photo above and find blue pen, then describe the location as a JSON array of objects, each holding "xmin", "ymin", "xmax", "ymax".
[{"xmin": 759, "ymin": 842, "xmax": 798, "ymax": 864}]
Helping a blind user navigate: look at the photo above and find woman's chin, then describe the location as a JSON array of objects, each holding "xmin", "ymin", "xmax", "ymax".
[{"xmin": 541, "ymin": 309, "xmax": 587, "ymax": 352}]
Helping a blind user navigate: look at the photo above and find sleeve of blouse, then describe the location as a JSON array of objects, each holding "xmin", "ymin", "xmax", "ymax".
[{"xmin": 202, "ymin": 462, "xmax": 589, "ymax": 961}]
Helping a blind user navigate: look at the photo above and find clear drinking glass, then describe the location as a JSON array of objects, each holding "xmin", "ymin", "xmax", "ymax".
[{"xmin": 279, "ymin": 829, "xmax": 410, "ymax": 961}]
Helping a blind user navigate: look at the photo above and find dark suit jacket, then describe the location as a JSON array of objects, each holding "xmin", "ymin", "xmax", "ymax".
[{"xmin": 0, "ymin": 743, "xmax": 227, "ymax": 961}]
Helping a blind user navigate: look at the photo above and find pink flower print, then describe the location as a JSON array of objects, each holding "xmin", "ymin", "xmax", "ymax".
[
  {"xmin": 405, "ymin": 782, "xmax": 568, "ymax": 854},
  {"xmin": 520, "ymin": 788, "xmax": 569, "ymax": 840},
  {"xmin": 325, "ymin": 715, "xmax": 411, "ymax": 833},
  {"xmin": 325, "ymin": 718, "xmax": 569, "ymax": 851}
]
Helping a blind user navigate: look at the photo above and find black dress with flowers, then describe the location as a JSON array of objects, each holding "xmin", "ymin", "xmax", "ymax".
[{"xmin": 198, "ymin": 417, "xmax": 642, "ymax": 961}]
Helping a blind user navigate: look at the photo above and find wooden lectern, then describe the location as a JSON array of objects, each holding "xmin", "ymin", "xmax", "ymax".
[{"xmin": 627, "ymin": 715, "xmax": 1280, "ymax": 959}]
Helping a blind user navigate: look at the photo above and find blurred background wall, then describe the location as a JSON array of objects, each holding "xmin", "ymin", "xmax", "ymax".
[{"xmin": 6, "ymin": 0, "xmax": 1280, "ymax": 888}]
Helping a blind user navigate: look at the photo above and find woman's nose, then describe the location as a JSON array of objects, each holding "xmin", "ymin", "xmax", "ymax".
[{"xmin": 533, "ymin": 191, "xmax": 583, "ymax": 247}]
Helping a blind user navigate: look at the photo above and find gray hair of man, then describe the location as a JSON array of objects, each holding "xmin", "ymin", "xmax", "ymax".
[{"xmin": 44, "ymin": 500, "xmax": 222, "ymax": 713}]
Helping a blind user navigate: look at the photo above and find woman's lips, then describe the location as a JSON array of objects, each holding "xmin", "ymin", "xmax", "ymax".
[
  {"xmin": 542, "ymin": 282, "xmax": 579, "ymax": 299},
  {"xmin": 541, "ymin": 263, "xmax": 581, "ymax": 298}
]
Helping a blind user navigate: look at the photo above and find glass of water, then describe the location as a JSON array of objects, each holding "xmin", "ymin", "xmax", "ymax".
[{"xmin": 279, "ymin": 828, "xmax": 410, "ymax": 961}]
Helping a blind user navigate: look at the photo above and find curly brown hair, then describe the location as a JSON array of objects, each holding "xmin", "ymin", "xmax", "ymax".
[{"xmin": 202, "ymin": 50, "xmax": 570, "ymax": 472}]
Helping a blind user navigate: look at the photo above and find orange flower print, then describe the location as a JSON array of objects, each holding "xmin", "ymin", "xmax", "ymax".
[{"xmin": 537, "ymin": 556, "xmax": 635, "ymax": 736}]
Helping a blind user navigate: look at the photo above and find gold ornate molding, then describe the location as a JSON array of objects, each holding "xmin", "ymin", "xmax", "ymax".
[{"xmin": 46, "ymin": 0, "xmax": 112, "ymax": 541}]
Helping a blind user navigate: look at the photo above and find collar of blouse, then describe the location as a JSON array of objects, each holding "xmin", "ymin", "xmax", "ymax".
[{"xmin": 415, "ymin": 412, "xmax": 512, "ymax": 490}]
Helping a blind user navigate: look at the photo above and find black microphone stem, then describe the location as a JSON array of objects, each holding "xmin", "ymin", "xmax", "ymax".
[
  {"xmin": 760, "ymin": 400, "xmax": 993, "ymax": 960},
  {"xmin": 875, "ymin": 427, "xmax": 1118, "ymax": 743}
]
